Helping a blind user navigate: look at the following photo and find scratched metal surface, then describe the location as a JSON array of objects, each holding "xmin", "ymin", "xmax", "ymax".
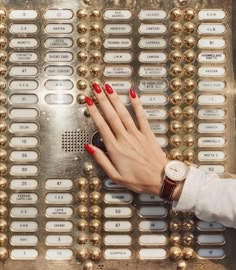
[{"xmin": 0, "ymin": 0, "xmax": 235, "ymax": 269}]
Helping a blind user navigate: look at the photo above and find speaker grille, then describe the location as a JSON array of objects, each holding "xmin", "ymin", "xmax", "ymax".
[{"xmin": 61, "ymin": 130, "xmax": 89, "ymax": 152}]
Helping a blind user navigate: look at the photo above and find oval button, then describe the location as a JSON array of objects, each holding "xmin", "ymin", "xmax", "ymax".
[
  {"xmin": 104, "ymin": 10, "xmax": 132, "ymax": 20},
  {"xmin": 10, "ymin": 249, "xmax": 38, "ymax": 260},
  {"xmin": 45, "ymin": 52, "xmax": 73, "ymax": 62},
  {"xmin": 44, "ymin": 9, "xmax": 73, "ymax": 20},
  {"xmin": 10, "ymin": 108, "xmax": 39, "ymax": 119},
  {"xmin": 139, "ymin": 23, "xmax": 167, "ymax": 34},
  {"xmin": 11, "ymin": 235, "xmax": 38, "ymax": 246},
  {"xmin": 198, "ymin": 80, "xmax": 225, "ymax": 91},
  {"xmin": 9, "ymin": 66, "xmax": 38, "ymax": 77},
  {"xmin": 10, "ymin": 207, "xmax": 38, "ymax": 218},
  {"xmin": 198, "ymin": 137, "xmax": 225, "ymax": 147},
  {"xmin": 9, "ymin": 10, "xmax": 38, "ymax": 20},
  {"xmin": 198, "ymin": 123, "xmax": 225, "ymax": 133},
  {"xmin": 45, "ymin": 235, "xmax": 73, "ymax": 246},
  {"xmin": 10, "ymin": 136, "xmax": 39, "ymax": 147},
  {"xmin": 104, "ymin": 66, "xmax": 132, "ymax": 77},
  {"xmin": 10, "ymin": 193, "xmax": 38, "ymax": 204},
  {"xmin": 139, "ymin": 38, "xmax": 167, "ymax": 49},
  {"xmin": 144, "ymin": 108, "xmax": 168, "ymax": 120},
  {"xmin": 9, "ymin": 122, "xmax": 39, "ymax": 133},
  {"xmin": 150, "ymin": 122, "xmax": 168, "ymax": 134},
  {"xmin": 10, "ymin": 24, "xmax": 38, "ymax": 34},
  {"xmin": 139, "ymin": 9, "xmax": 167, "ymax": 20},
  {"xmin": 104, "ymin": 24, "xmax": 132, "ymax": 34},
  {"xmin": 139, "ymin": 235, "xmax": 167, "ymax": 246},
  {"xmin": 45, "ymin": 80, "xmax": 73, "ymax": 90},
  {"xmin": 10, "ymin": 80, "xmax": 38, "ymax": 91},
  {"xmin": 45, "ymin": 179, "xmax": 73, "ymax": 190},
  {"xmin": 45, "ymin": 66, "xmax": 73, "ymax": 76},
  {"xmin": 198, "ymin": 23, "xmax": 226, "ymax": 34},
  {"xmin": 139, "ymin": 66, "xmax": 167, "ymax": 77},
  {"xmin": 10, "ymin": 38, "xmax": 39, "ymax": 49},
  {"xmin": 104, "ymin": 235, "xmax": 132, "ymax": 246},
  {"xmin": 45, "ymin": 193, "xmax": 73, "ymax": 204},
  {"xmin": 104, "ymin": 192, "xmax": 133, "ymax": 204},
  {"xmin": 198, "ymin": 9, "xmax": 226, "ymax": 20},
  {"xmin": 45, "ymin": 94, "xmax": 73, "ymax": 105},
  {"xmin": 104, "ymin": 249, "xmax": 132, "ymax": 259},
  {"xmin": 103, "ymin": 38, "xmax": 132, "ymax": 49},
  {"xmin": 10, "ymin": 150, "xmax": 39, "ymax": 162},
  {"xmin": 44, "ymin": 37, "xmax": 73, "ymax": 48},
  {"xmin": 198, "ymin": 151, "xmax": 225, "ymax": 161},
  {"xmin": 198, "ymin": 52, "xmax": 225, "ymax": 63},
  {"xmin": 198, "ymin": 95, "xmax": 226, "ymax": 105},
  {"xmin": 10, "ymin": 52, "xmax": 38, "ymax": 63},
  {"xmin": 10, "ymin": 94, "xmax": 38, "ymax": 105},
  {"xmin": 10, "ymin": 221, "xmax": 38, "ymax": 232},
  {"xmin": 45, "ymin": 24, "xmax": 73, "ymax": 34},
  {"xmin": 198, "ymin": 67, "xmax": 225, "ymax": 77},
  {"xmin": 139, "ymin": 52, "xmax": 167, "ymax": 63},
  {"xmin": 45, "ymin": 221, "xmax": 73, "ymax": 232},
  {"xmin": 140, "ymin": 94, "xmax": 167, "ymax": 105},
  {"xmin": 198, "ymin": 109, "xmax": 225, "ymax": 119},
  {"xmin": 10, "ymin": 165, "xmax": 39, "ymax": 176},
  {"xmin": 198, "ymin": 38, "xmax": 226, "ymax": 49},
  {"xmin": 104, "ymin": 221, "xmax": 132, "ymax": 232},
  {"xmin": 104, "ymin": 52, "xmax": 132, "ymax": 63},
  {"xmin": 10, "ymin": 179, "xmax": 38, "ymax": 190}
]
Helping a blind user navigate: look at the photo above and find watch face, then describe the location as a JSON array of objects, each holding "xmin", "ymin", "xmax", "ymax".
[{"xmin": 165, "ymin": 161, "xmax": 188, "ymax": 181}]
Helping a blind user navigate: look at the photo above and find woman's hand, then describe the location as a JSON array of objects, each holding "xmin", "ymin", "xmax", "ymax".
[{"xmin": 85, "ymin": 83, "xmax": 168, "ymax": 195}]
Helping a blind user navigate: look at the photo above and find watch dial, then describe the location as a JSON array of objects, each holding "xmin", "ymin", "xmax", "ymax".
[{"xmin": 166, "ymin": 161, "xmax": 187, "ymax": 181}]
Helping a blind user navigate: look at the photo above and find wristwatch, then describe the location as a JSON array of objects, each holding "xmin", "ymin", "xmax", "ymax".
[{"xmin": 160, "ymin": 160, "xmax": 189, "ymax": 201}]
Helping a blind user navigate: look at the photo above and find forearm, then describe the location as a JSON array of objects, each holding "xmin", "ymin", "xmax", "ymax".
[{"xmin": 173, "ymin": 166, "xmax": 236, "ymax": 228}]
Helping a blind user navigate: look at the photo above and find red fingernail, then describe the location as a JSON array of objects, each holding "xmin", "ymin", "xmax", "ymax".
[
  {"xmin": 93, "ymin": 83, "xmax": 102, "ymax": 94},
  {"xmin": 84, "ymin": 144, "xmax": 95, "ymax": 155},
  {"xmin": 85, "ymin": 96, "xmax": 94, "ymax": 106},
  {"xmin": 130, "ymin": 88, "xmax": 136, "ymax": 99},
  {"xmin": 104, "ymin": 84, "xmax": 114, "ymax": 94}
]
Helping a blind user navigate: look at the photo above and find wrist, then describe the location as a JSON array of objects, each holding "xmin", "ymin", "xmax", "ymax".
[{"xmin": 171, "ymin": 181, "xmax": 184, "ymax": 201}]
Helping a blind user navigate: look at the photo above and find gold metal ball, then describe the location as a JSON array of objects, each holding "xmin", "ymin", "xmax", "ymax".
[
  {"xmin": 177, "ymin": 0, "xmax": 188, "ymax": 6},
  {"xmin": 90, "ymin": 247, "xmax": 102, "ymax": 261},
  {"xmin": 177, "ymin": 261, "xmax": 187, "ymax": 270},
  {"xmin": 90, "ymin": 233, "xmax": 102, "ymax": 246},
  {"xmin": 77, "ymin": 94, "xmax": 86, "ymax": 105},
  {"xmin": 170, "ymin": 219, "xmax": 182, "ymax": 231},
  {"xmin": 0, "ymin": 219, "xmax": 7, "ymax": 232},
  {"xmin": 77, "ymin": 232, "xmax": 88, "ymax": 245},
  {"xmin": 0, "ymin": 94, "xmax": 7, "ymax": 105},
  {"xmin": 183, "ymin": 22, "xmax": 195, "ymax": 34},
  {"xmin": 75, "ymin": 191, "xmax": 88, "ymax": 203},
  {"xmin": 183, "ymin": 211, "xmax": 194, "ymax": 219},
  {"xmin": 170, "ymin": 78, "xmax": 182, "ymax": 91},
  {"xmin": 170, "ymin": 121, "xmax": 182, "ymax": 134},
  {"xmin": 90, "ymin": 65, "xmax": 101, "ymax": 77},
  {"xmin": 0, "ymin": 247, "xmax": 8, "ymax": 260},
  {"xmin": 183, "ymin": 106, "xmax": 195, "ymax": 119},
  {"xmin": 0, "ymin": 205, "xmax": 7, "ymax": 218},
  {"xmin": 90, "ymin": 51, "xmax": 102, "ymax": 63},
  {"xmin": 76, "ymin": 9, "xmax": 88, "ymax": 20},
  {"xmin": 0, "ymin": 233, "xmax": 7, "ymax": 245},
  {"xmin": 89, "ymin": 205, "xmax": 102, "ymax": 218},
  {"xmin": 77, "ymin": 79, "xmax": 88, "ymax": 91},
  {"xmin": 170, "ymin": 92, "xmax": 182, "ymax": 105},
  {"xmin": 76, "ymin": 247, "xmax": 89, "ymax": 261},
  {"xmin": 83, "ymin": 261, "xmax": 96, "ymax": 270},
  {"xmin": 90, "ymin": 37, "xmax": 102, "ymax": 49},
  {"xmin": 90, "ymin": 9, "xmax": 101, "ymax": 20},
  {"xmin": 0, "ymin": 66, "xmax": 7, "ymax": 77},
  {"xmin": 183, "ymin": 36, "xmax": 196, "ymax": 49},
  {"xmin": 183, "ymin": 135, "xmax": 195, "ymax": 147},
  {"xmin": 0, "ymin": 107, "xmax": 6, "ymax": 120},
  {"xmin": 0, "ymin": 80, "xmax": 6, "ymax": 91},
  {"xmin": 75, "ymin": 177, "xmax": 88, "ymax": 190},
  {"xmin": 90, "ymin": 191, "xmax": 102, "ymax": 204},
  {"xmin": 182, "ymin": 233, "xmax": 195, "ymax": 246},
  {"xmin": 89, "ymin": 219, "xmax": 102, "ymax": 232},
  {"xmin": 83, "ymin": 0, "xmax": 93, "ymax": 4},
  {"xmin": 169, "ymin": 246, "xmax": 183, "ymax": 261},
  {"xmin": 84, "ymin": 108, "xmax": 90, "ymax": 118},
  {"xmin": 0, "ymin": 178, "xmax": 7, "ymax": 189},
  {"xmin": 77, "ymin": 65, "xmax": 88, "ymax": 77},
  {"xmin": 184, "ymin": 8, "xmax": 195, "ymax": 21},
  {"xmin": 0, "ymin": 51, "xmax": 7, "ymax": 64},
  {"xmin": 77, "ymin": 37, "xmax": 88, "ymax": 48},
  {"xmin": 77, "ymin": 51, "xmax": 88, "ymax": 62},
  {"xmin": 169, "ymin": 8, "xmax": 182, "ymax": 21},
  {"xmin": 183, "ymin": 149, "xmax": 195, "ymax": 162},
  {"xmin": 170, "ymin": 149, "xmax": 183, "ymax": 161},
  {"xmin": 183, "ymin": 79, "xmax": 196, "ymax": 92},
  {"xmin": 76, "ymin": 205, "xmax": 88, "ymax": 218},
  {"xmin": 89, "ymin": 177, "xmax": 102, "ymax": 190},
  {"xmin": 83, "ymin": 162, "xmax": 93, "ymax": 175},
  {"xmin": 77, "ymin": 219, "xmax": 88, "ymax": 231},
  {"xmin": 0, "ymin": 38, "xmax": 7, "ymax": 51},
  {"xmin": 170, "ymin": 36, "xmax": 182, "ymax": 49},
  {"xmin": 77, "ymin": 23, "xmax": 88, "ymax": 34},
  {"xmin": 183, "ymin": 65, "xmax": 196, "ymax": 77},
  {"xmin": 170, "ymin": 135, "xmax": 182, "ymax": 148},
  {"xmin": 169, "ymin": 232, "xmax": 181, "ymax": 245},
  {"xmin": 169, "ymin": 50, "xmax": 182, "ymax": 63},
  {"xmin": 182, "ymin": 247, "xmax": 195, "ymax": 260},
  {"xmin": 182, "ymin": 219, "xmax": 195, "ymax": 232},
  {"xmin": 0, "ymin": 151, "xmax": 6, "ymax": 163},
  {"xmin": 169, "ymin": 22, "xmax": 183, "ymax": 34},
  {"xmin": 0, "ymin": 24, "xmax": 6, "ymax": 35},
  {"xmin": 0, "ymin": 135, "xmax": 7, "ymax": 148},
  {"xmin": 183, "ymin": 120, "xmax": 195, "ymax": 133},
  {"xmin": 169, "ymin": 106, "xmax": 182, "ymax": 119},
  {"xmin": 90, "ymin": 23, "xmax": 101, "ymax": 35},
  {"xmin": 169, "ymin": 64, "xmax": 182, "ymax": 77},
  {"xmin": 183, "ymin": 92, "xmax": 196, "ymax": 105},
  {"xmin": 0, "ymin": 164, "xmax": 6, "ymax": 176},
  {"xmin": 183, "ymin": 50, "xmax": 196, "ymax": 63},
  {"xmin": 0, "ymin": 10, "xmax": 6, "ymax": 21}
]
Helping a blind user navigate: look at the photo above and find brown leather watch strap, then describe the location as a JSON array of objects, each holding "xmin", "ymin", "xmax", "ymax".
[{"xmin": 160, "ymin": 177, "xmax": 177, "ymax": 201}]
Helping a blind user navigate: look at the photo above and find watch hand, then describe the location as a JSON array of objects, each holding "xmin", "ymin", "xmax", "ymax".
[{"xmin": 170, "ymin": 168, "xmax": 178, "ymax": 172}]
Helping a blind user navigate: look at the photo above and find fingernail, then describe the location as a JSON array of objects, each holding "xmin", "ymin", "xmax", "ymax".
[
  {"xmin": 104, "ymin": 84, "xmax": 114, "ymax": 94},
  {"xmin": 93, "ymin": 83, "xmax": 102, "ymax": 94},
  {"xmin": 130, "ymin": 88, "xmax": 136, "ymax": 99},
  {"xmin": 85, "ymin": 96, "xmax": 94, "ymax": 106},
  {"xmin": 84, "ymin": 144, "xmax": 95, "ymax": 155}
]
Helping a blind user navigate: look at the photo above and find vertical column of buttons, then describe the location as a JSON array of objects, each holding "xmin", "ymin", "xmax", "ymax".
[
  {"xmin": 103, "ymin": 9, "xmax": 132, "ymax": 102},
  {"xmin": 197, "ymin": 9, "xmax": 227, "ymax": 175},
  {"xmin": 76, "ymin": 5, "xmax": 102, "ymax": 109},
  {"xmin": 196, "ymin": 8, "xmax": 227, "ymax": 260},
  {"xmin": 8, "ymin": 9, "xmax": 40, "ymax": 260},
  {"xmin": 103, "ymin": 178, "xmax": 132, "ymax": 260},
  {"xmin": 138, "ymin": 10, "xmax": 169, "ymax": 149},
  {"xmin": 43, "ymin": 9, "xmax": 74, "ymax": 260},
  {"xmin": 0, "ymin": 7, "xmax": 8, "ymax": 261}
]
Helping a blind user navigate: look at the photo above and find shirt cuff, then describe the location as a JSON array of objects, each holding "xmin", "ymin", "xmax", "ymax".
[{"xmin": 172, "ymin": 166, "xmax": 206, "ymax": 211}]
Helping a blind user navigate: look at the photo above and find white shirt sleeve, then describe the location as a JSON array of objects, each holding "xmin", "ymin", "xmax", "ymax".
[{"xmin": 173, "ymin": 166, "xmax": 236, "ymax": 228}]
